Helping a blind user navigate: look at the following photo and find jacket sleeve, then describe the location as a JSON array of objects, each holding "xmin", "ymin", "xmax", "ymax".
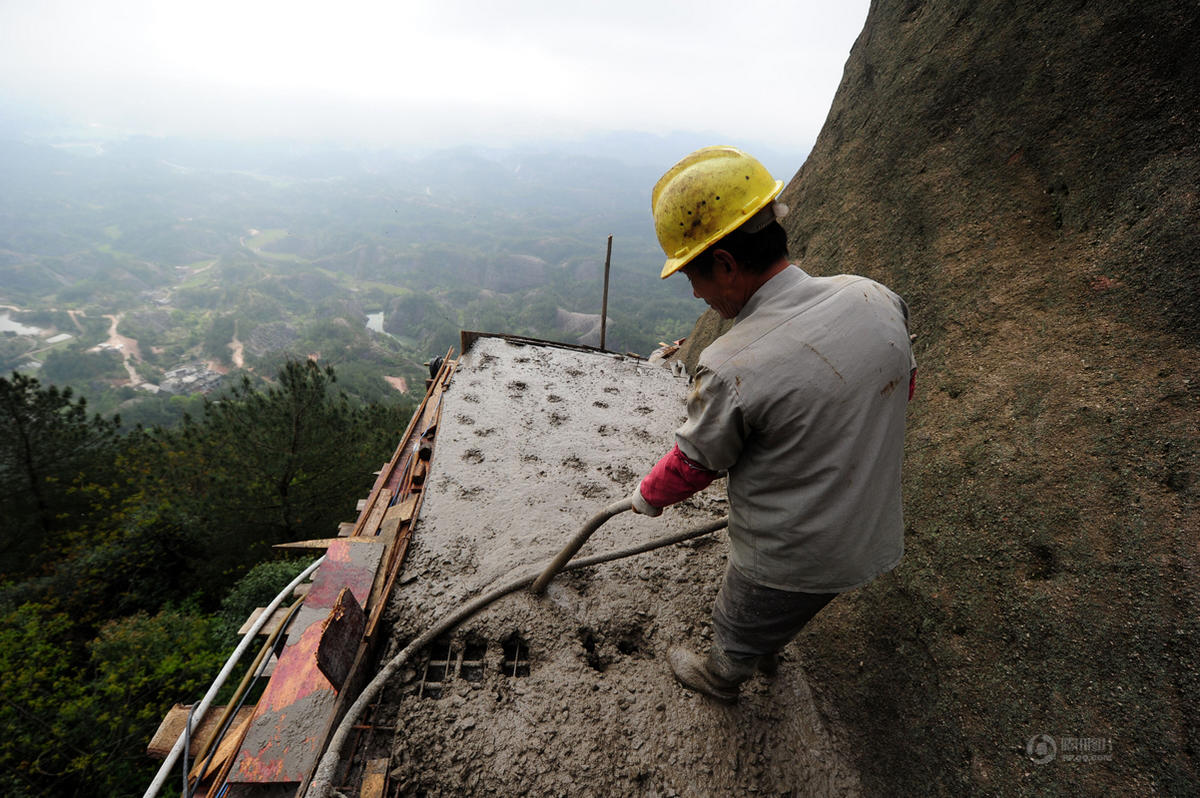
[{"xmin": 673, "ymin": 366, "xmax": 748, "ymax": 472}]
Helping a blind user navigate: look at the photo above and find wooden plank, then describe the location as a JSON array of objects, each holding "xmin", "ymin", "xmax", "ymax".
[
  {"xmin": 359, "ymin": 353, "xmax": 445, "ymax": 503},
  {"xmin": 385, "ymin": 495, "xmax": 418, "ymax": 524},
  {"xmin": 274, "ymin": 538, "xmax": 340, "ymax": 550},
  {"xmin": 377, "ymin": 514, "xmax": 402, "ymax": 543},
  {"xmin": 316, "ymin": 588, "xmax": 366, "ymax": 691},
  {"xmin": 459, "ymin": 330, "xmax": 620, "ymax": 357},
  {"xmin": 147, "ymin": 704, "xmax": 255, "ymax": 758},
  {"xmin": 363, "ymin": 388, "xmax": 446, "ymax": 641},
  {"xmin": 190, "ymin": 710, "xmax": 253, "ymax": 782},
  {"xmin": 237, "ymin": 606, "xmax": 292, "ymax": 637},
  {"xmin": 365, "ymin": 536, "xmax": 412, "ymax": 641},
  {"xmin": 228, "ymin": 538, "xmax": 384, "ymax": 784},
  {"xmin": 297, "ymin": 355, "xmax": 457, "ymax": 797},
  {"xmin": 337, "ymin": 522, "xmax": 355, "ymax": 537},
  {"xmin": 364, "ymin": 513, "xmax": 403, "ymax": 631},
  {"xmin": 357, "ymin": 488, "xmax": 391, "ymax": 537},
  {"xmin": 350, "ymin": 487, "xmax": 385, "ymax": 536},
  {"xmin": 351, "ymin": 370, "xmax": 448, "ymax": 534},
  {"xmin": 360, "ymin": 757, "xmax": 389, "ymax": 798},
  {"xmin": 460, "ymin": 330, "xmax": 482, "ymax": 354}
]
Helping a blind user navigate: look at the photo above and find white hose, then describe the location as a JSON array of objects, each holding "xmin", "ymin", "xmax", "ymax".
[{"xmin": 142, "ymin": 555, "xmax": 326, "ymax": 798}]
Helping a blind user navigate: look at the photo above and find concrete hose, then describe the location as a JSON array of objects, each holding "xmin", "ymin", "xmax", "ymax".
[
  {"xmin": 304, "ymin": 513, "xmax": 729, "ymax": 798},
  {"xmin": 530, "ymin": 497, "xmax": 634, "ymax": 594}
]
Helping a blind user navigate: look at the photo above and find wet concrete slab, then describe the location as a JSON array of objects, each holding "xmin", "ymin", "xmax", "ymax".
[{"xmin": 407, "ymin": 337, "xmax": 693, "ymax": 594}]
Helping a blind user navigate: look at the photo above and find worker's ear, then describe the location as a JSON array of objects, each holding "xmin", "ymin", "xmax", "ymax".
[{"xmin": 711, "ymin": 249, "xmax": 738, "ymax": 282}]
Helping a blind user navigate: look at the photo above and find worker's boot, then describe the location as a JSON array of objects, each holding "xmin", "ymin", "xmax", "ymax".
[
  {"xmin": 756, "ymin": 652, "xmax": 780, "ymax": 678},
  {"xmin": 667, "ymin": 646, "xmax": 750, "ymax": 703}
]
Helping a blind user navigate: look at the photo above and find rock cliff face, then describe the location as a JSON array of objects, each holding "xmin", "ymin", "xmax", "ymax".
[
  {"xmin": 685, "ymin": 2, "xmax": 1198, "ymax": 795},
  {"xmin": 783, "ymin": 0, "xmax": 1198, "ymax": 341}
]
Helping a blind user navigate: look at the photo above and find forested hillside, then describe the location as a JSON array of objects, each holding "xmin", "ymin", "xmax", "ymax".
[{"xmin": 0, "ymin": 361, "xmax": 410, "ymax": 796}]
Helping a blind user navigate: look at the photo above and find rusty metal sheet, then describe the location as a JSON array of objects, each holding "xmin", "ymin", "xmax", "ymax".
[{"xmin": 227, "ymin": 538, "xmax": 383, "ymax": 783}]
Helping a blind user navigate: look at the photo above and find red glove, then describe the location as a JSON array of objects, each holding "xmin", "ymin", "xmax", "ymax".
[{"xmin": 631, "ymin": 445, "xmax": 719, "ymax": 516}]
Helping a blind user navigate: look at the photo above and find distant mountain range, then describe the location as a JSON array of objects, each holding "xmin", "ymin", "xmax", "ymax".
[{"xmin": 0, "ymin": 129, "xmax": 758, "ymax": 415}]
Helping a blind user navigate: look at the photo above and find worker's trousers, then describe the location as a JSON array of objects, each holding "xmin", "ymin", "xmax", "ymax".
[{"xmin": 710, "ymin": 563, "xmax": 836, "ymax": 682}]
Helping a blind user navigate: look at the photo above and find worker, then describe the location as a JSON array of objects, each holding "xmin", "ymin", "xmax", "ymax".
[{"xmin": 630, "ymin": 146, "xmax": 915, "ymax": 702}]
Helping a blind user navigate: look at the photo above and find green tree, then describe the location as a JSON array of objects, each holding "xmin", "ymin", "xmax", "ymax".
[
  {"xmin": 83, "ymin": 607, "xmax": 225, "ymax": 795},
  {"xmin": 0, "ymin": 601, "xmax": 223, "ymax": 797},
  {"xmin": 0, "ymin": 602, "xmax": 85, "ymax": 798},
  {"xmin": 40, "ymin": 344, "xmax": 125, "ymax": 384},
  {"xmin": 11, "ymin": 496, "xmax": 207, "ymax": 624},
  {"xmin": 150, "ymin": 359, "xmax": 406, "ymax": 585},
  {"xmin": 0, "ymin": 372, "xmax": 122, "ymax": 578}
]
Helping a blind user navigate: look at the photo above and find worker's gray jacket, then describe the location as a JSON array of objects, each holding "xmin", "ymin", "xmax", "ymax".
[{"xmin": 676, "ymin": 265, "xmax": 914, "ymax": 592}]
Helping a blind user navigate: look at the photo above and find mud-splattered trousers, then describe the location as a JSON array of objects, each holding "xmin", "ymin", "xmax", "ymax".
[{"xmin": 710, "ymin": 562, "xmax": 836, "ymax": 680}]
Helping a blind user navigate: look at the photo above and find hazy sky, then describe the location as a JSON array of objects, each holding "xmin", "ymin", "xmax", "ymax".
[{"xmin": 0, "ymin": 0, "xmax": 869, "ymax": 153}]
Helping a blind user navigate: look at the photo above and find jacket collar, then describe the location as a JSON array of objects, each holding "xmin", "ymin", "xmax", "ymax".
[{"xmin": 734, "ymin": 264, "xmax": 809, "ymax": 324}]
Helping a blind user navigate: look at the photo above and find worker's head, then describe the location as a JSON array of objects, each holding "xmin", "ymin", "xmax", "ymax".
[
  {"xmin": 677, "ymin": 221, "xmax": 789, "ymax": 318},
  {"xmin": 651, "ymin": 145, "xmax": 788, "ymax": 280},
  {"xmin": 652, "ymin": 146, "xmax": 790, "ymax": 318}
]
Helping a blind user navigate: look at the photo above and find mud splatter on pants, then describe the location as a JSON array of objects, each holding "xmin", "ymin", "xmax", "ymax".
[{"xmin": 710, "ymin": 563, "xmax": 836, "ymax": 682}]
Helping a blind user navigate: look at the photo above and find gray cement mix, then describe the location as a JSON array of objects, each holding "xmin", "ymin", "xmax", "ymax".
[{"xmin": 380, "ymin": 337, "xmax": 861, "ymax": 797}]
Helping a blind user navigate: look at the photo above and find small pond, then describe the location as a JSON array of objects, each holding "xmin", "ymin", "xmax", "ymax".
[{"xmin": 0, "ymin": 312, "xmax": 45, "ymax": 336}]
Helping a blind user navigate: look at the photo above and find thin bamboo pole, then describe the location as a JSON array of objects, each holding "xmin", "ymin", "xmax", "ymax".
[{"xmin": 600, "ymin": 235, "xmax": 613, "ymax": 350}]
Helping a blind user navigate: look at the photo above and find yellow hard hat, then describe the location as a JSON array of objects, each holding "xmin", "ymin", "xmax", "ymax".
[{"xmin": 651, "ymin": 145, "xmax": 784, "ymax": 279}]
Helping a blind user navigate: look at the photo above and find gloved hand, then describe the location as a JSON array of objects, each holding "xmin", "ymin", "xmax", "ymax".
[{"xmin": 629, "ymin": 486, "xmax": 662, "ymax": 517}]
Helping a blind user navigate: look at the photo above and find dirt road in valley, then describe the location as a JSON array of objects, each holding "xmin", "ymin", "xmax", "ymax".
[
  {"xmin": 229, "ymin": 320, "xmax": 245, "ymax": 368},
  {"xmin": 101, "ymin": 313, "xmax": 143, "ymax": 385}
]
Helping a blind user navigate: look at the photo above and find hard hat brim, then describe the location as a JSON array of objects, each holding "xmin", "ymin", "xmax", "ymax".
[{"xmin": 659, "ymin": 179, "xmax": 784, "ymax": 279}]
